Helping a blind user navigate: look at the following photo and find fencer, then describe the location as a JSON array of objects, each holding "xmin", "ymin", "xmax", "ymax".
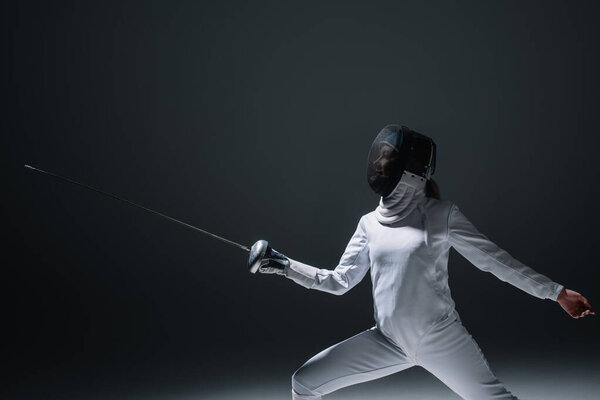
[{"xmin": 254, "ymin": 124, "xmax": 594, "ymax": 400}]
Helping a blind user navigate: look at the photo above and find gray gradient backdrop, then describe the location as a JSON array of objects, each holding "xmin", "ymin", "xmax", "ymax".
[{"xmin": 2, "ymin": 1, "xmax": 599, "ymax": 399}]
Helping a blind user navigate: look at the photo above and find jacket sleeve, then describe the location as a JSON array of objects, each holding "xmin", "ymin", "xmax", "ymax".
[
  {"xmin": 447, "ymin": 203, "xmax": 564, "ymax": 301},
  {"xmin": 283, "ymin": 216, "xmax": 371, "ymax": 295}
]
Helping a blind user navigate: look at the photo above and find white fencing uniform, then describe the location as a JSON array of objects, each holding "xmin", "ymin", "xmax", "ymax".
[{"xmin": 284, "ymin": 174, "xmax": 563, "ymax": 400}]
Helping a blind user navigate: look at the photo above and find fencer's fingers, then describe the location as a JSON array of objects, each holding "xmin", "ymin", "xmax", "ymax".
[
  {"xmin": 581, "ymin": 297, "xmax": 593, "ymax": 309},
  {"xmin": 579, "ymin": 309, "xmax": 594, "ymax": 318},
  {"xmin": 580, "ymin": 299, "xmax": 594, "ymax": 314}
]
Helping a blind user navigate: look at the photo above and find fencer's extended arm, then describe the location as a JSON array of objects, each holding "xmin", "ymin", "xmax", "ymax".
[
  {"xmin": 284, "ymin": 217, "xmax": 371, "ymax": 295},
  {"xmin": 447, "ymin": 203, "xmax": 564, "ymax": 301}
]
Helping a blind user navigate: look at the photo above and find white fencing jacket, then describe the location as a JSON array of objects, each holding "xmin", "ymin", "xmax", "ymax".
[{"xmin": 284, "ymin": 174, "xmax": 564, "ymax": 351}]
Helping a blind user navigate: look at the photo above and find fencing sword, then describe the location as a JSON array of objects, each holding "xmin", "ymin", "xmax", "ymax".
[{"xmin": 24, "ymin": 164, "xmax": 270, "ymax": 273}]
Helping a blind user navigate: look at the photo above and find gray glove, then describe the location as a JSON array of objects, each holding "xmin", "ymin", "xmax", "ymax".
[
  {"xmin": 259, "ymin": 246, "xmax": 290, "ymax": 275},
  {"xmin": 248, "ymin": 240, "xmax": 290, "ymax": 275}
]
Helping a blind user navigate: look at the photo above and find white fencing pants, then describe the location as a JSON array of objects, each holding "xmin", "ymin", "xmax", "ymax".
[{"xmin": 291, "ymin": 313, "xmax": 517, "ymax": 400}]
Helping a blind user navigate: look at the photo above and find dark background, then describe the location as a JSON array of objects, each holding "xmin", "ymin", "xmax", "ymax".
[{"xmin": 2, "ymin": 0, "xmax": 599, "ymax": 398}]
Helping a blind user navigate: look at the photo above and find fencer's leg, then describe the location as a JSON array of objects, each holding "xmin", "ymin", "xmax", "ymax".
[
  {"xmin": 417, "ymin": 314, "xmax": 518, "ymax": 400},
  {"xmin": 291, "ymin": 327, "xmax": 414, "ymax": 398}
]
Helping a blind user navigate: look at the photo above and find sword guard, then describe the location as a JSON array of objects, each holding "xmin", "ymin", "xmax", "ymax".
[{"xmin": 248, "ymin": 240, "xmax": 269, "ymax": 273}]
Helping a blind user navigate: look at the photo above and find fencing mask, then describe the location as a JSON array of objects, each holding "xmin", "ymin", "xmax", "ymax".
[{"xmin": 367, "ymin": 124, "xmax": 437, "ymax": 197}]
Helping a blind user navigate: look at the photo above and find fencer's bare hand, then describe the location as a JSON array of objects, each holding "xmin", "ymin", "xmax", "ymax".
[{"xmin": 557, "ymin": 288, "xmax": 595, "ymax": 319}]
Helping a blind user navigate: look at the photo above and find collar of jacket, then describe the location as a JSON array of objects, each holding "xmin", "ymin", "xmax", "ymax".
[{"xmin": 375, "ymin": 171, "xmax": 427, "ymax": 224}]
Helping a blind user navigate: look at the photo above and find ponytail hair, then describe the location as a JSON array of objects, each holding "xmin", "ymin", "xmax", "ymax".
[{"xmin": 426, "ymin": 178, "xmax": 441, "ymax": 199}]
